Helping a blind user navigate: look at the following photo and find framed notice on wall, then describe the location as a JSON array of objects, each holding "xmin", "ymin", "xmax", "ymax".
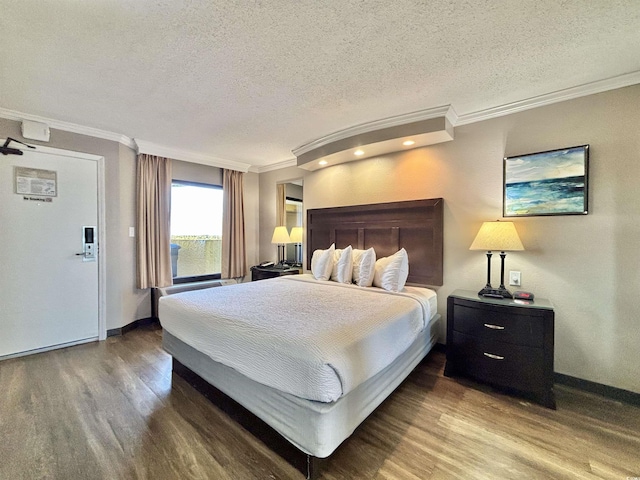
[{"xmin": 14, "ymin": 167, "xmax": 57, "ymax": 197}]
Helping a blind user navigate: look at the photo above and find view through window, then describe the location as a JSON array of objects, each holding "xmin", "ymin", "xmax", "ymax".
[{"xmin": 170, "ymin": 181, "xmax": 223, "ymax": 279}]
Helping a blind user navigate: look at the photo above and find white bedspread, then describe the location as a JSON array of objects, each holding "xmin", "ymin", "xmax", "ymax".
[{"xmin": 159, "ymin": 274, "xmax": 437, "ymax": 402}]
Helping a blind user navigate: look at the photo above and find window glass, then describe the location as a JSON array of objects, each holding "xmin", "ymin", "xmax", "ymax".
[{"xmin": 170, "ymin": 181, "xmax": 223, "ymax": 279}]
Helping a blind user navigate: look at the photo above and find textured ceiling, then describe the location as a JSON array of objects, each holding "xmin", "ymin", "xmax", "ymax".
[{"xmin": 1, "ymin": 0, "xmax": 639, "ymax": 169}]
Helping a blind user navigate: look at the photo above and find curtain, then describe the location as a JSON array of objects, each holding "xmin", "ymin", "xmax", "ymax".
[
  {"xmin": 276, "ymin": 183, "xmax": 286, "ymax": 226},
  {"xmin": 222, "ymin": 169, "xmax": 247, "ymax": 279},
  {"xmin": 136, "ymin": 154, "xmax": 173, "ymax": 289}
]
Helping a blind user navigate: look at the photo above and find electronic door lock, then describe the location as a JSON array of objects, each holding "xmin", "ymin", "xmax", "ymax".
[{"xmin": 80, "ymin": 226, "xmax": 96, "ymax": 262}]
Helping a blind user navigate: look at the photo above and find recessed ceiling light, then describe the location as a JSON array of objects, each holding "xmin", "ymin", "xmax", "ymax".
[
  {"xmin": 318, "ymin": 159, "xmax": 328, "ymax": 166},
  {"xmin": 354, "ymin": 150, "xmax": 365, "ymax": 156},
  {"xmin": 403, "ymin": 140, "xmax": 415, "ymax": 146}
]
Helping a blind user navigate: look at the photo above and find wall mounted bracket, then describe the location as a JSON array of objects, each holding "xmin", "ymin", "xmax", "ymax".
[{"xmin": 1, "ymin": 137, "xmax": 36, "ymax": 156}]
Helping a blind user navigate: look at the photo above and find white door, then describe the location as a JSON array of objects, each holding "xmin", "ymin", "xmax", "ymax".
[{"xmin": 0, "ymin": 145, "xmax": 101, "ymax": 358}]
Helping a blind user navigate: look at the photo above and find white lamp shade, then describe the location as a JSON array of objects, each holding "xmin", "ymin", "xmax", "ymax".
[
  {"xmin": 469, "ymin": 221, "xmax": 524, "ymax": 251},
  {"xmin": 271, "ymin": 226, "xmax": 291, "ymax": 244},
  {"xmin": 289, "ymin": 226, "xmax": 303, "ymax": 243}
]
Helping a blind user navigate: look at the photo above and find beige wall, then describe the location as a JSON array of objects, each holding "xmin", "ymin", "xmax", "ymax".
[
  {"xmin": 258, "ymin": 84, "xmax": 640, "ymax": 394},
  {"xmin": 285, "ymin": 182, "xmax": 303, "ymax": 200},
  {"xmin": 172, "ymin": 159, "xmax": 223, "ymax": 185},
  {"xmin": 117, "ymin": 143, "xmax": 150, "ymax": 324},
  {"xmin": 0, "ymin": 118, "xmax": 149, "ymax": 330},
  {"xmin": 0, "ymin": 122, "xmax": 261, "ymax": 332},
  {"xmin": 243, "ymin": 171, "xmax": 260, "ymax": 277},
  {"xmin": 3, "ymin": 83, "xmax": 638, "ymax": 392},
  {"xmin": 258, "ymin": 167, "xmax": 306, "ymax": 264}
]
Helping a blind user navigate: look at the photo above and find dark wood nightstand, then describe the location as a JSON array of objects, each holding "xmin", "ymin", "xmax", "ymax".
[
  {"xmin": 444, "ymin": 290, "xmax": 555, "ymax": 408},
  {"xmin": 250, "ymin": 265, "xmax": 301, "ymax": 281}
]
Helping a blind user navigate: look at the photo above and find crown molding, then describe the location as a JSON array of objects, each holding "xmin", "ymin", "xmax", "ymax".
[
  {"xmin": 134, "ymin": 139, "xmax": 251, "ymax": 173},
  {"xmin": 0, "ymin": 107, "xmax": 137, "ymax": 149},
  {"xmin": 254, "ymin": 158, "xmax": 298, "ymax": 173},
  {"xmin": 456, "ymin": 70, "xmax": 640, "ymax": 126},
  {"xmin": 0, "ymin": 107, "xmax": 255, "ymax": 173},
  {"xmin": 292, "ymin": 105, "xmax": 456, "ymax": 157}
]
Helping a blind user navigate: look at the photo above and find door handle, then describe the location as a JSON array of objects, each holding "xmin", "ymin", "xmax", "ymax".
[
  {"xmin": 80, "ymin": 226, "xmax": 96, "ymax": 262},
  {"xmin": 484, "ymin": 323, "xmax": 505, "ymax": 330},
  {"xmin": 483, "ymin": 352, "xmax": 505, "ymax": 360}
]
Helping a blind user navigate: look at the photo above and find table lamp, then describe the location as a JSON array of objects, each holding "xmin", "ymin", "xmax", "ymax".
[
  {"xmin": 469, "ymin": 220, "xmax": 524, "ymax": 298},
  {"xmin": 289, "ymin": 226, "xmax": 303, "ymax": 266},
  {"xmin": 271, "ymin": 226, "xmax": 291, "ymax": 265}
]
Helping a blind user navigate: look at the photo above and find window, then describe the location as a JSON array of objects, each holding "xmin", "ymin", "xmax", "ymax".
[{"xmin": 170, "ymin": 181, "xmax": 223, "ymax": 282}]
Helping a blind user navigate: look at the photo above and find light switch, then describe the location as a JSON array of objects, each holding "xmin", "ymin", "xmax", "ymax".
[
  {"xmin": 129, "ymin": 227, "xmax": 135, "ymax": 238},
  {"xmin": 509, "ymin": 270, "xmax": 521, "ymax": 286}
]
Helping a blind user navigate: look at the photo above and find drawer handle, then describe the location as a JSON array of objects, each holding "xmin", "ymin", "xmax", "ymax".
[
  {"xmin": 483, "ymin": 352, "xmax": 505, "ymax": 360},
  {"xmin": 484, "ymin": 323, "xmax": 505, "ymax": 330}
]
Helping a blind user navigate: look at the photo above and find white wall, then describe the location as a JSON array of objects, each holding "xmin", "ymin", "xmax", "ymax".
[{"xmin": 258, "ymin": 84, "xmax": 640, "ymax": 394}]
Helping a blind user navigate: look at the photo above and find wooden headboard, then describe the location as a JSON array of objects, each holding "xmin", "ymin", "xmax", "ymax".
[{"xmin": 306, "ymin": 198, "xmax": 443, "ymax": 286}]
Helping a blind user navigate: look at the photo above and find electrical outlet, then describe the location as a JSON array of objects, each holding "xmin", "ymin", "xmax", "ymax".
[{"xmin": 509, "ymin": 270, "xmax": 521, "ymax": 286}]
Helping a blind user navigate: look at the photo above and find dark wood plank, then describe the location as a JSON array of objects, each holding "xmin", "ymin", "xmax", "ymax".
[
  {"xmin": 1, "ymin": 325, "xmax": 639, "ymax": 479},
  {"xmin": 172, "ymin": 358, "xmax": 325, "ymax": 479}
]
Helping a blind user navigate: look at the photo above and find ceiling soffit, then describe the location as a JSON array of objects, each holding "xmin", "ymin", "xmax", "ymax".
[{"xmin": 294, "ymin": 106, "xmax": 456, "ymax": 171}]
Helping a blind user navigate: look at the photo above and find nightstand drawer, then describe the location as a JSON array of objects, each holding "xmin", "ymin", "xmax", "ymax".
[
  {"xmin": 451, "ymin": 331, "xmax": 545, "ymax": 392},
  {"xmin": 452, "ymin": 303, "xmax": 544, "ymax": 348}
]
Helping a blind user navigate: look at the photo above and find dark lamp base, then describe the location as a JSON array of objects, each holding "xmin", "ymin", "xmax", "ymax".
[{"xmin": 478, "ymin": 286, "xmax": 513, "ymax": 299}]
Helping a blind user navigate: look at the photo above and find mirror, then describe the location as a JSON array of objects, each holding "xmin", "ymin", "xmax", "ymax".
[{"xmin": 278, "ymin": 180, "xmax": 303, "ymax": 265}]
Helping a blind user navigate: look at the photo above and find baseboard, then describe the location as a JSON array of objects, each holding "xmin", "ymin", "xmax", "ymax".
[
  {"xmin": 107, "ymin": 317, "xmax": 159, "ymax": 337},
  {"xmin": 554, "ymin": 373, "xmax": 640, "ymax": 407},
  {"xmin": 437, "ymin": 343, "xmax": 639, "ymax": 407}
]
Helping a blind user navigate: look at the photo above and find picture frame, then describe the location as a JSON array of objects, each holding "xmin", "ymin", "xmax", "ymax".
[{"xmin": 503, "ymin": 145, "xmax": 589, "ymax": 217}]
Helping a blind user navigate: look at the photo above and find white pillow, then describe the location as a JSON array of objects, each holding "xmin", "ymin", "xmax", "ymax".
[
  {"xmin": 352, "ymin": 247, "xmax": 376, "ymax": 287},
  {"xmin": 330, "ymin": 245, "xmax": 353, "ymax": 283},
  {"xmin": 311, "ymin": 244, "xmax": 335, "ymax": 280},
  {"xmin": 373, "ymin": 248, "xmax": 409, "ymax": 292}
]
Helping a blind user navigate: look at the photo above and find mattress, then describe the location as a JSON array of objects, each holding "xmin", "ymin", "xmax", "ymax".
[
  {"xmin": 159, "ymin": 274, "xmax": 437, "ymax": 402},
  {"xmin": 163, "ymin": 314, "xmax": 440, "ymax": 458},
  {"xmin": 159, "ymin": 275, "xmax": 436, "ymax": 402}
]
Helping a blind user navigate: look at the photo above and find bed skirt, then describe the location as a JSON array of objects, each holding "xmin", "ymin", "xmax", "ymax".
[{"xmin": 163, "ymin": 314, "xmax": 440, "ymax": 477}]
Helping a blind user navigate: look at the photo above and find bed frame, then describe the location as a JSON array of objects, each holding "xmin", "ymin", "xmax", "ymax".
[{"xmin": 169, "ymin": 198, "xmax": 444, "ymax": 479}]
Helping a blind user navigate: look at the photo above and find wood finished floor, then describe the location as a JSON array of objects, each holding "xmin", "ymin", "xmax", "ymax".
[{"xmin": 1, "ymin": 325, "xmax": 639, "ymax": 480}]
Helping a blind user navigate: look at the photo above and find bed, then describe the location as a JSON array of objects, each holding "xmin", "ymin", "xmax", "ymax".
[{"xmin": 159, "ymin": 198, "xmax": 444, "ymax": 479}]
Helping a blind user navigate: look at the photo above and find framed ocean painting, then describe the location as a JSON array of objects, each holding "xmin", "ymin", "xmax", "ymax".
[{"xmin": 503, "ymin": 145, "xmax": 589, "ymax": 217}]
